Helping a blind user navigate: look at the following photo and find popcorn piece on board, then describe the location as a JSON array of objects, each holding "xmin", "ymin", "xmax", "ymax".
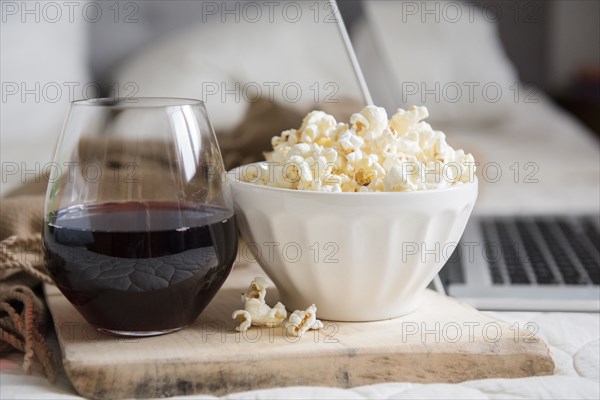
[
  {"xmin": 232, "ymin": 277, "xmax": 287, "ymax": 332},
  {"xmin": 285, "ymin": 304, "xmax": 324, "ymax": 338}
]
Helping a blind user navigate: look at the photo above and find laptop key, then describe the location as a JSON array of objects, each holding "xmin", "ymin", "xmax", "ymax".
[
  {"xmin": 582, "ymin": 218, "xmax": 600, "ymax": 253},
  {"xmin": 531, "ymin": 263, "xmax": 558, "ymax": 284},
  {"xmin": 505, "ymin": 261, "xmax": 530, "ymax": 283},
  {"xmin": 588, "ymin": 270, "xmax": 600, "ymax": 285},
  {"xmin": 490, "ymin": 270, "xmax": 504, "ymax": 284}
]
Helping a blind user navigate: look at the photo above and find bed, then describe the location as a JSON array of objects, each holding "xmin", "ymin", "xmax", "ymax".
[{"xmin": 1, "ymin": 1, "xmax": 598, "ymax": 398}]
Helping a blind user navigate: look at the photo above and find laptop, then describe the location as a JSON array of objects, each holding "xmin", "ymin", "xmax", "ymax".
[{"xmin": 437, "ymin": 215, "xmax": 600, "ymax": 311}]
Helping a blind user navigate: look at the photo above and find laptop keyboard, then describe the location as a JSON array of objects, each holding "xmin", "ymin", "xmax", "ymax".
[{"xmin": 442, "ymin": 216, "xmax": 600, "ymax": 286}]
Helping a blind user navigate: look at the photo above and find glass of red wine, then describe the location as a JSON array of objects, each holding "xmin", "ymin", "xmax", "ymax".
[{"xmin": 43, "ymin": 98, "xmax": 238, "ymax": 337}]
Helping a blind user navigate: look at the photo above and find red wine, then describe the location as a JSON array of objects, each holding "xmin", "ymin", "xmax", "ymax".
[{"xmin": 43, "ymin": 202, "xmax": 237, "ymax": 333}]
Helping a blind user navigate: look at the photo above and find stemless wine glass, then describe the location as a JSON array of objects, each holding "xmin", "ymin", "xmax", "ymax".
[{"xmin": 43, "ymin": 98, "xmax": 238, "ymax": 336}]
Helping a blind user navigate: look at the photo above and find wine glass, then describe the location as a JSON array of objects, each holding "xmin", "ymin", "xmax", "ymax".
[{"xmin": 42, "ymin": 98, "xmax": 238, "ymax": 337}]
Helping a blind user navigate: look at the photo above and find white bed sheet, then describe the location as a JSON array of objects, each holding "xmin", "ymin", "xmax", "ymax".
[{"xmin": 449, "ymin": 96, "xmax": 600, "ymax": 216}]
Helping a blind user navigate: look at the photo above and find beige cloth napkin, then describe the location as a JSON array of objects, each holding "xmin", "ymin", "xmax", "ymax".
[{"xmin": 0, "ymin": 193, "xmax": 56, "ymax": 381}]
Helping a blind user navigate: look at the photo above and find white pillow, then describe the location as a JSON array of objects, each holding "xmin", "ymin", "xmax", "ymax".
[
  {"xmin": 355, "ymin": 0, "xmax": 519, "ymax": 126},
  {"xmin": 114, "ymin": 6, "xmax": 365, "ymax": 133}
]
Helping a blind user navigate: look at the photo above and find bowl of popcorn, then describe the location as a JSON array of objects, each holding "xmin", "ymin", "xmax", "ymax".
[{"xmin": 229, "ymin": 105, "xmax": 477, "ymax": 321}]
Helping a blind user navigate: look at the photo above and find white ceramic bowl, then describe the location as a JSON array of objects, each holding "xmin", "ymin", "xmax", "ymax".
[{"xmin": 228, "ymin": 163, "xmax": 478, "ymax": 321}]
